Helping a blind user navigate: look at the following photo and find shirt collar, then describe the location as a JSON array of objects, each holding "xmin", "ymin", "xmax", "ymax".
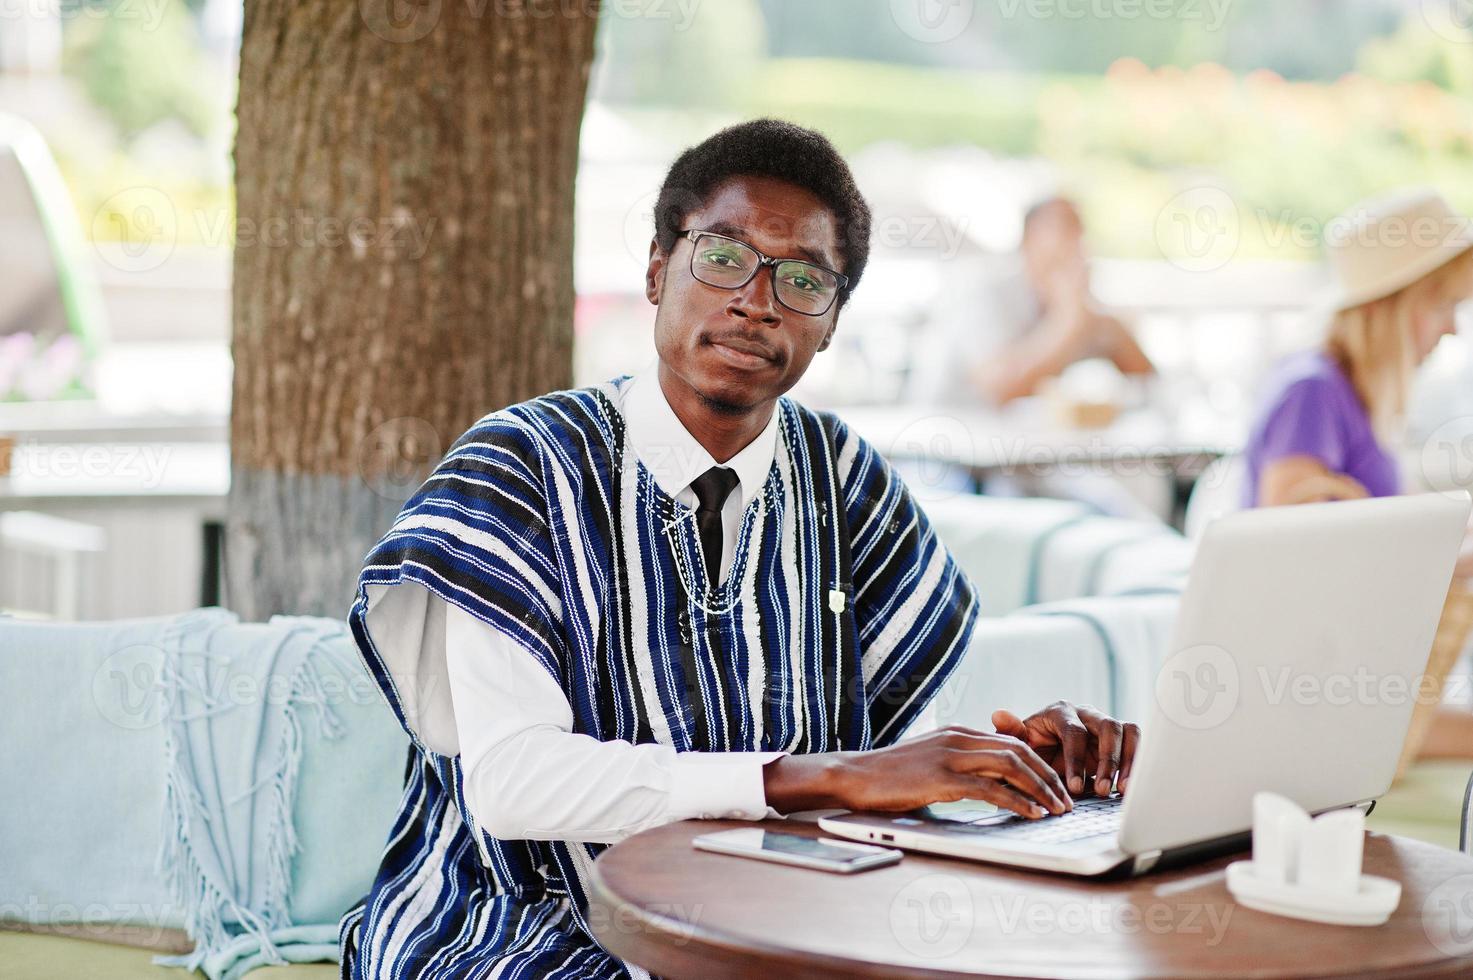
[{"xmin": 622, "ymin": 360, "xmax": 781, "ymax": 510}]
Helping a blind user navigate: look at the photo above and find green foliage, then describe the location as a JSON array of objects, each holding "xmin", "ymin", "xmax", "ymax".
[
  {"xmin": 595, "ymin": 0, "xmax": 768, "ymax": 108},
  {"xmin": 738, "ymin": 59, "xmax": 1045, "ymax": 155},
  {"xmin": 701, "ymin": 54, "xmax": 1473, "ymax": 260},
  {"xmin": 61, "ymin": 0, "xmax": 215, "ymax": 140},
  {"xmin": 1358, "ymin": 15, "xmax": 1473, "ymax": 95}
]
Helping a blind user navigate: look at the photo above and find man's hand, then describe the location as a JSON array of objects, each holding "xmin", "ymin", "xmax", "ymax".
[
  {"xmin": 762, "ymin": 727, "xmax": 1073, "ymax": 820},
  {"xmin": 992, "ymin": 702, "xmax": 1141, "ymax": 798}
]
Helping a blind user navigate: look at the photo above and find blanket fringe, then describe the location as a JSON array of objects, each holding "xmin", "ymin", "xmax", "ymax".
[{"xmin": 151, "ymin": 612, "xmax": 351, "ymax": 975}]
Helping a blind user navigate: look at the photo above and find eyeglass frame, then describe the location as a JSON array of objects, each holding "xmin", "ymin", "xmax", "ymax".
[{"xmin": 676, "ymin": 228, "xmax": 849, "ymax": 316}]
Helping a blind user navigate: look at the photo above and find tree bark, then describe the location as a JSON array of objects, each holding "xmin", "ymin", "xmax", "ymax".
[{"xmin": 226, "ymin": 0, "xmax": 599, "ymax": 620}]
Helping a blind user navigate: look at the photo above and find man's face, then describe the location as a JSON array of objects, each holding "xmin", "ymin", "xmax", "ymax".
[{"xmin": 645, "ymin": 174, "xmax": 843, "ymax": 414}]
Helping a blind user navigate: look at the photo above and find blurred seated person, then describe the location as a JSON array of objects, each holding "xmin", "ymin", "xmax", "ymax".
[
  {"xmin": 909, "ymin": 195, "xmax": 1154, "ymax": 407},
  {"xmin": 1242, "ymin": 187, "xmax": 1473, "ymax": 759}
]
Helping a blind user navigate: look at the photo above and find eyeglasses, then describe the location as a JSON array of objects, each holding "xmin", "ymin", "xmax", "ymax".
[{"xmin": 678, "ymin": 229, "xmax": 848, "ymax": 317}]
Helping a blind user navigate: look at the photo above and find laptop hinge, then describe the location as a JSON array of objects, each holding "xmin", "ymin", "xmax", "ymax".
[{"xmin": 1131, "ymin": 850, "xmax": 1163, "ymax": 875}]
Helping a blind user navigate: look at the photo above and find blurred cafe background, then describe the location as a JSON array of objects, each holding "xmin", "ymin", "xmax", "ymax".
[{"xmin": 4, "ymin": 0, "xmax": 1473, "ymax": 620}]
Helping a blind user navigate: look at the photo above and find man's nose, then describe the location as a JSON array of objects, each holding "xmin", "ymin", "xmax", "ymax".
[{"xmin": 726, "ymin": 268, "xmax": 781, "ymax": 325}]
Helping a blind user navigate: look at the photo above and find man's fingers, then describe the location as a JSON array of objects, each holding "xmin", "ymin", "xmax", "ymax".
[
  {"xmin": 1049, "ymin": 704, "xmax": 1090, "ymax": 796},
  {"xmin": 990, "ymin": 709, "xmax": 1027, "ymax": 739},
  {"xmin": 940, "ymin": 729, "xmax": 1070, "ymax": 810},
  {"xmin": 968, "ymin": 779, "xmax": 1047, "ymax": 820},
  {"xmin": 986, "ymin": 748, "xmax": 1069, "ymax": 814},
  {"xmin": 1078, "ymin": 706, "xmax": 1124, "ymax": 796},
  {"xmin": 1119, "ymin": 722, "xmax": 1141, "ymax": 792},
  {"xmin": 952, "ymin": 748, "xmax": 1068, "ymax": 814},
  {"xmin": 1005, "ymin": 738, "xmax": 1071, "ymax": 810}
]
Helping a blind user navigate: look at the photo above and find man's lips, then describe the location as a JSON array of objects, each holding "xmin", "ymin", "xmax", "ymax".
[{"xmin": 706, "ymin": 336, "xmax": 778, "ymax": 368}]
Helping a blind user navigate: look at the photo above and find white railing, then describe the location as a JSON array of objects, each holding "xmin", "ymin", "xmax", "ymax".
[{"xmin": 0, "ymin": 510, "xmax": 104, "ymax": 620}]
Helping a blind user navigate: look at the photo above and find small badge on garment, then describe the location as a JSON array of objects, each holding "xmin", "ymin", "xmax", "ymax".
[{"xmin": 828, "ymin": 588, "xmax": 846, "ymax": 613}]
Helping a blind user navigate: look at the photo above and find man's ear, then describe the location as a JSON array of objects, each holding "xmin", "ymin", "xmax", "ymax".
[
  {"xmin": 645, "ymin": 239, "xmax": 666, "ymax": 306},
  {"xmin": 816, "ymin": 314, "xmax": 840, "ymax": 353}
]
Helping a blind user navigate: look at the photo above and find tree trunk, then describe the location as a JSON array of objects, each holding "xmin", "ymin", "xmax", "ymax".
[{"xmin": 226, "ymin": 0, "xmax": 599, "ymax": 621}]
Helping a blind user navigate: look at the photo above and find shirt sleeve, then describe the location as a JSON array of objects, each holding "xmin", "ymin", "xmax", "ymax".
[
  {"xmin": 442, "ymin": 597, "xmax": 788, "ymax": 844},
  {"xmin": 1255, "ymin": 377, "xmax": 1348, "ymax": 473}
]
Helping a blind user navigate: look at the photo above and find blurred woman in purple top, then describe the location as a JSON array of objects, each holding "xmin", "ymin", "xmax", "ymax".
[
  {"xmin": 1243, "ymin": 188, "xmax": 1473, "ymax": 763},
  {"xmin": 1244, "ymin": 189, "xmax": 1473, "ymax": 508}
]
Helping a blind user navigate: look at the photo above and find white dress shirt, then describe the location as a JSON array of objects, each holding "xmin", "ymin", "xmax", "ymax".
[{"xmin": 441, "ymin": 362, "xmax": 940, "ymax": 844}]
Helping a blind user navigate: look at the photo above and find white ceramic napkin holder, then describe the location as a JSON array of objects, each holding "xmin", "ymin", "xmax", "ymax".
[{"xmin": 1225, "ymin": 792, "xmax": 1401, "ymax": 926}]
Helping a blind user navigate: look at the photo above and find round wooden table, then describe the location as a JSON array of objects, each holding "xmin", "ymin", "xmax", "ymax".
[{"xmin": 587, "ymin": 818, "xmax": 1473, "ymax": 979}]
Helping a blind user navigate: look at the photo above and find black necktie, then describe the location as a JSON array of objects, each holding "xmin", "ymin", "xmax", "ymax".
[{"xmin": 691, "ymin": 465, "xmax": 740, "ymax": 587}]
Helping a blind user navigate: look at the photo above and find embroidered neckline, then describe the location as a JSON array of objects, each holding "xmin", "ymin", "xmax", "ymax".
[{"xmin": 593, "ymin": 378, "xmax": 791, "ymax": 614}]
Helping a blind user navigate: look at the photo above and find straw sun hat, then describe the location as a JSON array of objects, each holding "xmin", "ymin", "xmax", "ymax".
[{"xmin": 1317, "ymin": 187, "xmax": 1473, "ymax": 316}]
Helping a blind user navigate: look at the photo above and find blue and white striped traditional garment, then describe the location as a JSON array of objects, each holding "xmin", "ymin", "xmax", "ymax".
[{"xmin": 337, "ymin": 374, "xmax": 981, "ymax": 978}]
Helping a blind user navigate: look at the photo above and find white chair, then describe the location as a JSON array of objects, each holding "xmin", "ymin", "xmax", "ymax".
[
  {"xmin": 1182, "ymin": 452, "xmax": 1247, "ymax": 541},
  {"xmin": 0, "ymin": 509, "xmax": 104, "ymax": 618}
]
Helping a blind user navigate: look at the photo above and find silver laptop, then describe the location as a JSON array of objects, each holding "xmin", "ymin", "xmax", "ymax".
[{"xmin": 820, "ymin": 491, "xmax": 1471, "ymax": 877}]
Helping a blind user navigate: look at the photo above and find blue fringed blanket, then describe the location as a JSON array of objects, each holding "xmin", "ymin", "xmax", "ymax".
[{"xmin": 149, "ymin": 609, "xmax": 402, "ymax": 979}]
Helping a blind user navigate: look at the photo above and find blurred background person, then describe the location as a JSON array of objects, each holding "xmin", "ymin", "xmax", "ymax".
[
  {"xmin": 908, "ymin": 195, "xmax": 1155, "ymax": 408},
  {"xmin": 1243, "ymin": 188, "xmax": 1473, "ymax": 509},
  {"xmin": 1240, "ymin": 187, "xmax": 1473, "ymax": 762}
]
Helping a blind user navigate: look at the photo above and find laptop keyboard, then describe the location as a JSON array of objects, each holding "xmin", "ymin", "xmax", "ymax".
[{"xmin": 970, "ymin": 793, "xmax": 1124, "ymax": 845}]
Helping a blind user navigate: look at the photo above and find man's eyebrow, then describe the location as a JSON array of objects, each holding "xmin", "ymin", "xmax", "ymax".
[{"xmin": 700, "ymin": 220, "xmax": 838, "ymax": 270}]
